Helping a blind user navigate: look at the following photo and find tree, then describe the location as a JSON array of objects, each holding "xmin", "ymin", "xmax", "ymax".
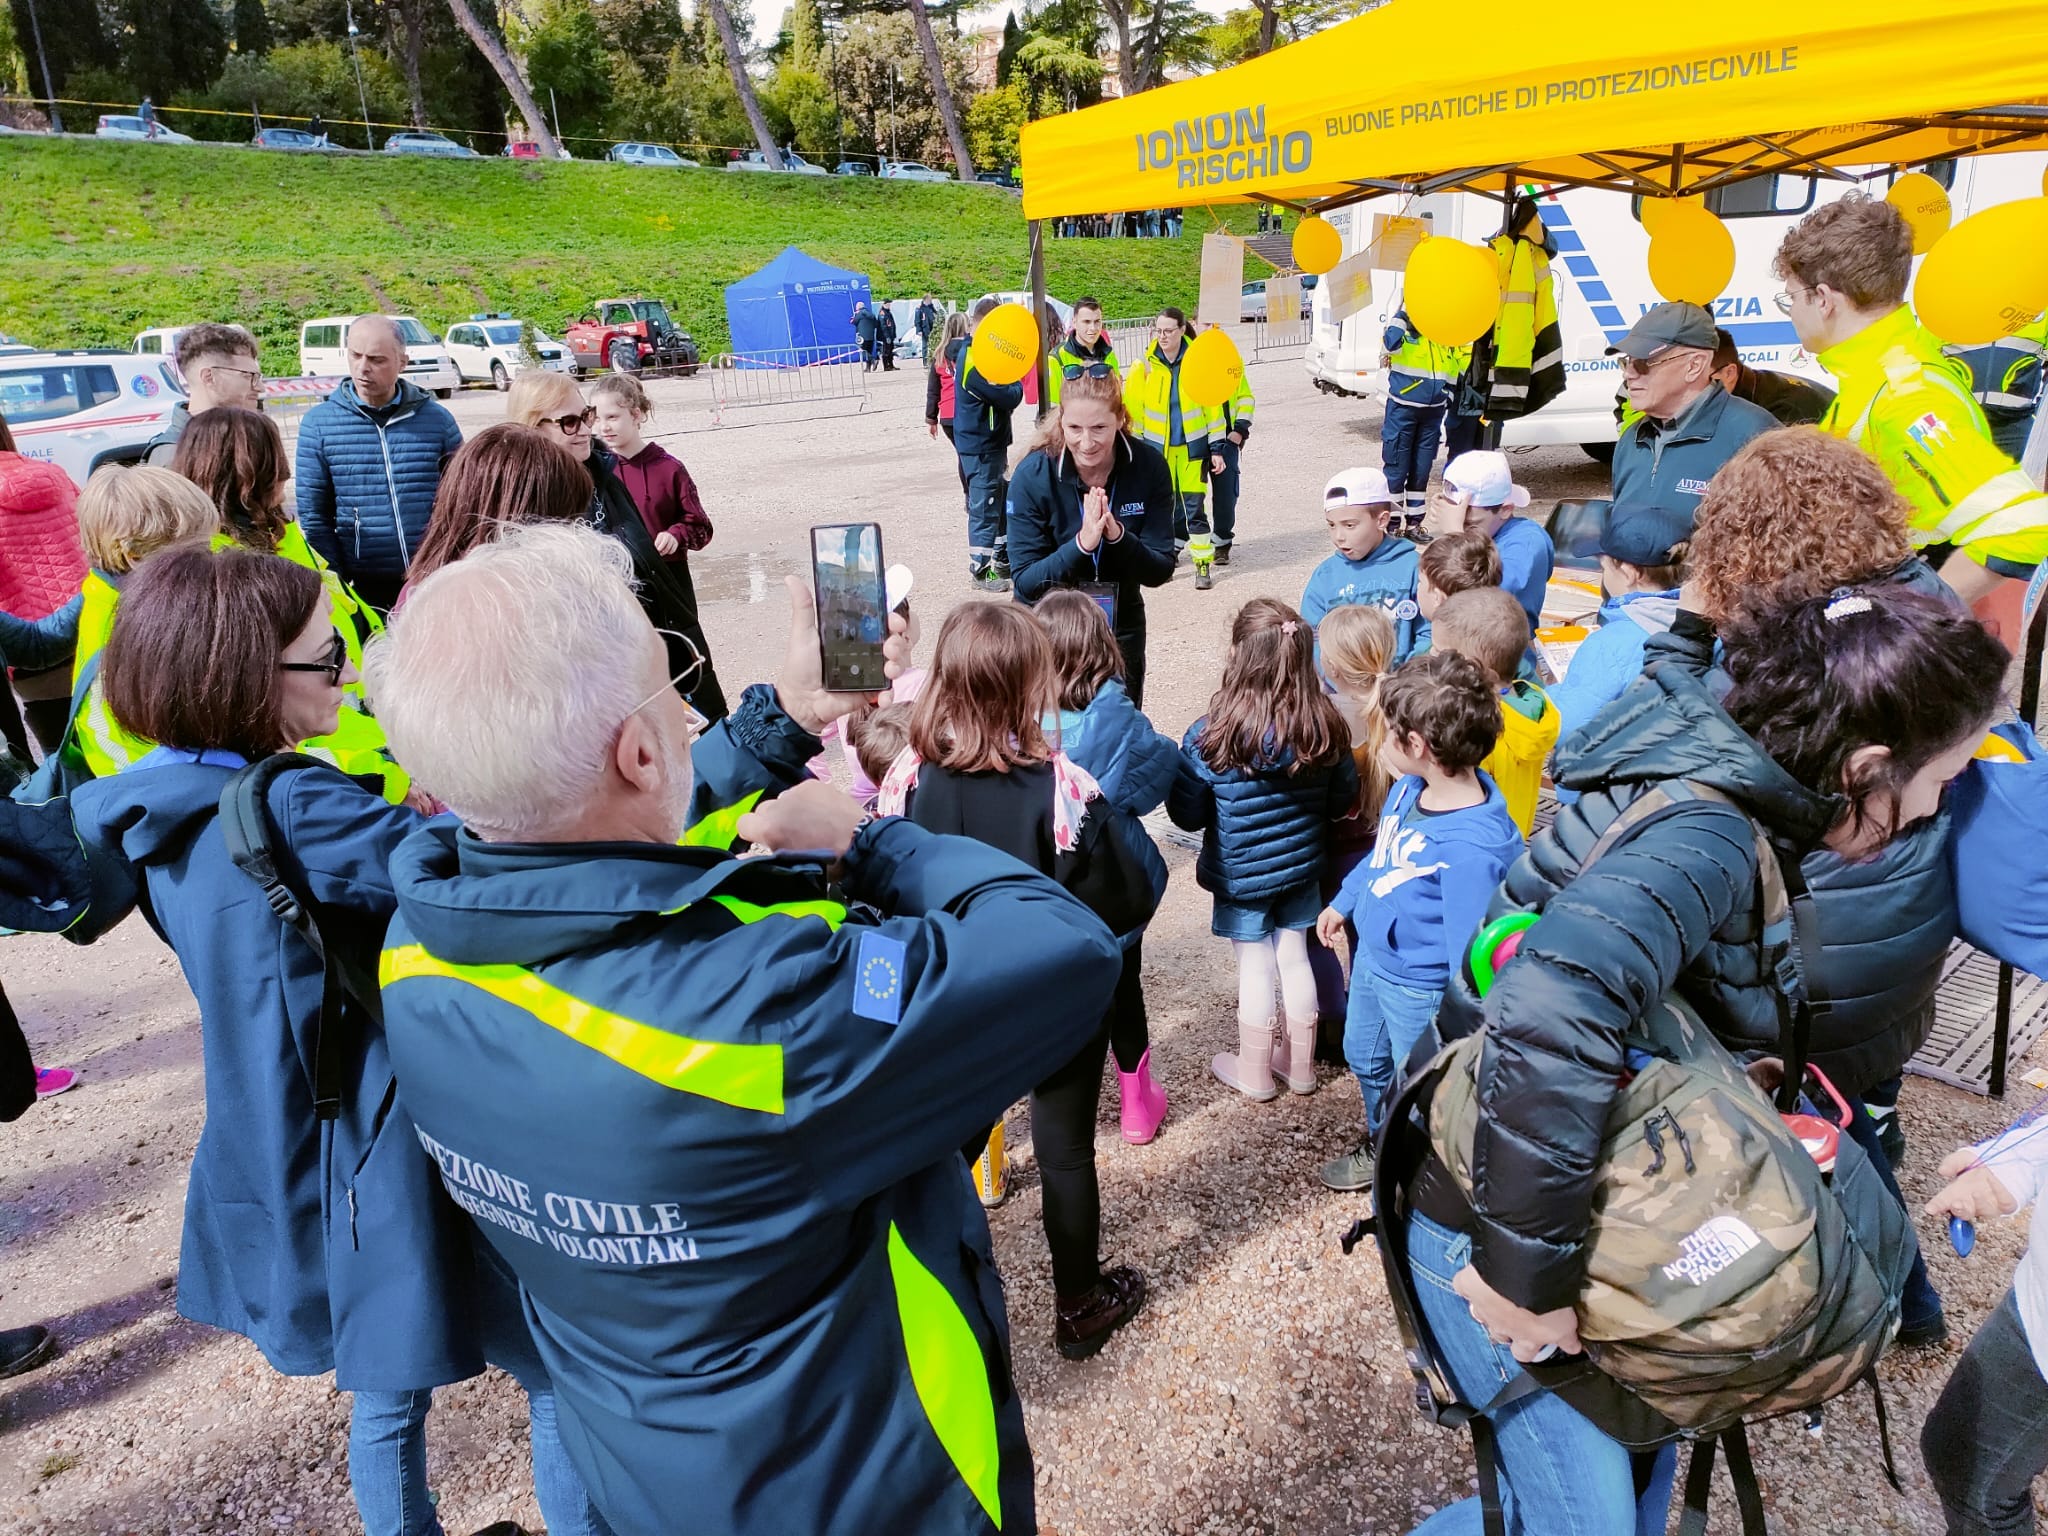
[
  {"xmin": 993, "ymin": 9, "xmax": 1018, "ymax": 84},
  {"xmin": 699, "ymin": 0, "xmax": 780, "ymax": 166},
  {"xmin": 1099, "ymin": 0, "xmax": 1207, "ymax": 95},
  {"xmin": 108, "ymin": 0, "xmax": 229, "ymax": 101},
  {"xmin": 440, "ymin": 0, "xmax": 561, "ymax": 155},
  {"xmin": 8, "ymin": 0, "xmax": 113, "ymax": 99},
  {"xmin": 525, "ymin": 0, "xmax": 610, "ymax": 142},
  {"xmin": 232, "ymin": 0, "xmax": 273, "ymax": 54},
  {"xmin": 785, "ymin": 0, "xmax": 822, "ymax": 72},
  {"xmin": 903, "ymin": 0, "xmax": 968, "ymax": 178},
  {"xmin": 391, "ymin": 0, "xmax": 430, "ymax": 125},
  {"xmin": 964, "ymin": 80, "xmax": 1021, "ymax": 172}
]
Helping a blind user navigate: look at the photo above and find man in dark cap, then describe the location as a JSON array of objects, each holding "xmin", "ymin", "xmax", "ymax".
[{"xmin": 1608, "ymin": 301, "xmax": 1777, "ymax": 511}]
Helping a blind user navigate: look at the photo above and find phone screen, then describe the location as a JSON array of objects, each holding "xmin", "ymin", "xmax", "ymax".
[{"xmin": 810, "ymin": 522, "xmax": 889, "ymax": 693}]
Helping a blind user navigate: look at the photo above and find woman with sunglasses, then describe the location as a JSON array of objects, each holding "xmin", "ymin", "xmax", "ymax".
[
  {"xmin": 71, "ymin": 545, "xmax": 613, "ymax": 1536},
  {"xmin": 507, "ymin": 371, "xmax": 728, "ymax": 720}
]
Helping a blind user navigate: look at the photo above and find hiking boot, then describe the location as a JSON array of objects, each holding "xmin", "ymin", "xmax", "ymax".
[
  {"xmin": 1873, "ymin": 1109, "xmax": 1907, "ymax": 1170},
  {"xmin": 0, "ymin": 1325, "xmax": 55, "ymax": 1379},
  {"xmin": 1055, "ymin": 1266, "xmax": 1146, "ymax": 1360},
  {"xmin": 1896, "ymin": 1310, "xmax": 1950, "ymax": 1349},
  {"xmin": 34, "ymin": 1067, "xmax": 77, "ymax": 1099},
  {"xmin": 1319, "ymin": 1143, "xmax": 1375, "ymax": 1192},
  {"xmin": 970, "ymin": 561, "xmax": 1012, "ymax": 594},
  {"xmin": 1193, "ymin": 564, "xmax": 1213, "ymax": 590},
  {"xmin": 1213, "ymin": 543, "xmax": 1231, "ymax": 566}
]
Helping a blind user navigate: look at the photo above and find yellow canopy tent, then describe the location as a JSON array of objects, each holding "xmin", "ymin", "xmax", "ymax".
[{"xmin": 1019, "ymin": 0, "xmax": 2048, "ymax": 219}]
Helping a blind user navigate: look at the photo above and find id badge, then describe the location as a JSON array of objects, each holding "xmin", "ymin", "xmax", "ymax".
[{"xmin": 1079, "ymin": 581, "xmax": 1119, "ymax": 630}]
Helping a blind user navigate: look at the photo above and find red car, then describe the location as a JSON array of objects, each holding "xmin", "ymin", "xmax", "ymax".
[{"xmin": 502, "ymin": 140, "xmax": 544, "ymax": 159}]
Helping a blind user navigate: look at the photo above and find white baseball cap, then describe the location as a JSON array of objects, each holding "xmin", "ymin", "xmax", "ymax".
[
  {"xmin": 1442, "ymin": 450, "xmax": 1530, "ymax": 510},
  {"xmin": 1324, "ymin": 466, "xmax": 1392, "ymax": 508}
]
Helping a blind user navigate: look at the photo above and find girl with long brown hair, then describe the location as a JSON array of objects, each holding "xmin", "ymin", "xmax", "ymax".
[
  {"xmin": 169, "ymin": 405, "xmax": 294, "ymax": 553},
  {"xmin": 876, "ymin": 600, "xmax": 1162, "ymax": 1361},
  {"xmin": 406, "ymin": 423, "xmax": 593, "ymax": 585},
  {"xmin": 1167, "ymin": 596, "xmax": 1356, "ymax": 1102}
]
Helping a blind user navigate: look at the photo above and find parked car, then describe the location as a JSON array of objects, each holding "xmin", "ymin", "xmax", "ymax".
[
  {"xmin": 383, "ymin": 131, "xmax": 476, "ymax": 158},
  {"xmin": 609, "ymin": 142, "xmax": 695, "ymax": 167},
  {"xmin": 96, "ymin": 115, "xmax": 192, "ymax": 144},
  {"xmin": 444, "ymin": 314, "xmax": 573, "ymax": 390},
  {"xmin": 565, "ymin": 298, "xmax": 701, "ymax": 377},
  {"xmin": 503, "ymin": 140, "xmax": 543, "ymax": 158},
  {"xmin": 880, "ymin": 159, "xmax": 950, "ymax": 183},
  {"xmin": 727, "ymin": 149, "xmax": 827, "ymax": 176},
  {"xmin": 133, "ymin": 327, "xmax": 198, "ymax": 371},
  {"xmin": 975, "ymin": 169, "xmax": 1021, "ymax": 190},
  {"xmin": 1240, "ymin": 274, "xmax": 1318, "ymax": 322},
  {"xmin": 298, "ymin": 314, "xmax": 462, "ymax": 397},
  {"xmin": 253, "ymin": 126, "xmax": 331, "ymax": 151},
  {"xmin": 835, "ymin": 160, "xmax": 874, "ymax": 177},
  {"xmin": 0, "ymin": 333, "xmax": 35, "ymax": 356},
  {"xmin": 0, "ymin": 350, "xmax": 184, "ymax": 484}
]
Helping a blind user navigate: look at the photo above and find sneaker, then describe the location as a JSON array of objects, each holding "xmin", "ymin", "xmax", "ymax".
[
  {"xmin": 0, "ymin": 1324, "xmax": 55, "ymax": 1379},
  {"xmin": 1319, "ymin": 1144, "xmax": 1375, "ymax": 1192},
  {"xmin": 1896, "ymin": 1310, "xmax": 1949, "ymax": 1349},
  {"xmin": 34, "ymin": 1067, "xmax": 77, "ymax": 1099},
  {"xmin": 1193, "ymin": 564, "xmax": 1213, "ymax": 591},
  {"xmin": 1055, "ymin": 1266, "xmax": 1146, "ymax": 1360},
  {"xmin": 975, "ymin": 568, "xmax": 1012, "ymax": 594},
  {"xmin": 1213, "ymin": 544, "xmax": 1231, "ymax": 566}
]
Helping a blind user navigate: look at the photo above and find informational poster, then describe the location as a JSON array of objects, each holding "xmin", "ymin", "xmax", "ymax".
[
  {"xmin": 1266, "ymin": 273, "xmax": 1301, "ymax": 324},
  {"xmin": 1323, "ymin": 249, "xmax": 1375, "ymax": 323},
  {"xmin": 1198, "ymin": 232, "xmax": 1245, "ymax": 327},
  {"xmin": 1365, "ymin": 212, "xmax": 1433, "ymax": 271}
]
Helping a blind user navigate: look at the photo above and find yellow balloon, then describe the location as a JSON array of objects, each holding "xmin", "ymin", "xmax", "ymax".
[
  {"xmin": 967, "ymin": 302, "xmax": 1040, "ymax": 386},
  {"xmin": 1179, "ymin": 327, "xmax": 1245, "ymax": 409},
  {"xmin": 1915, "ymin": 197, "xmax": 2048, "ymax": 346},
  {"xmin": 1887, "ymin": 172, "xmax": 1953, "ymax": 254},
  {"xmin": 1647, "ymin": 204, "xmax": 1736, "ymax": 305},
  {"xmin": 1639, "ymin": 194, "xmax": 1703, "ymax": 236},
  {"xmin": 1292, "ymin": 215, "xmax": 1342, "ymax": 276},
  {"xmin": 1402, "ymin": 237, "xmax": 1500, "ymax": 346}
]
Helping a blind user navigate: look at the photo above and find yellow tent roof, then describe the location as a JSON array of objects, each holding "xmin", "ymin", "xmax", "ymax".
[{"xmin": 1019, "ymin": 0, "xmax": 2048, "ymax": 220}]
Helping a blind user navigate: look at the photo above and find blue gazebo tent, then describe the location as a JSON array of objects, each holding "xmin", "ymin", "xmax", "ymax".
[{"xmin": 723, "ymin": 247, "xmax": 874, "ymax": 366}]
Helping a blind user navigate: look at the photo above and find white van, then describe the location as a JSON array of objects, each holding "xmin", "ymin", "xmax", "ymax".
[
  {"xmin": 133, "ymin": 326, "xmax": 196, "ymax": 365},
  {"xmin": 1305, "ymin": 153, "xmax": 2048, "ymax": 461},
  {"xmin": 2, "ymin": 350, "xmax": 183, "ymax": 484},
  {"xmin": 298, "ymin": 314, "xmax": 460, "ymax": 398}
]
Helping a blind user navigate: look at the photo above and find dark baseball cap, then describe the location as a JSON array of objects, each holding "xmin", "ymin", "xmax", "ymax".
[
  {"xmin": 1606, "ymin": 302, "xmax": 1717, "ymax": 360},
  {"xmin": 1600, "ymin": 502, "xmax": 1693, "ymax": 567}
]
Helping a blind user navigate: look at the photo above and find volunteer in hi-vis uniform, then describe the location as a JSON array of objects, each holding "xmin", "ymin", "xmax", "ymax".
[{"xmin": 367, "ymin": 523, "xmax": 1123, "ymax": 1536}]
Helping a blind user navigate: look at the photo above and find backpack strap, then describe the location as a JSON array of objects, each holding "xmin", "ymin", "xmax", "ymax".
[{"xmin": 218, "ymin": 752, "xmax": 381, "ymax": 1121}]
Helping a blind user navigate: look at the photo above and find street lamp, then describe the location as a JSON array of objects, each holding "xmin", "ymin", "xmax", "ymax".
[{"xmin": 344, "ymin": 1, "xmax": 374, "ymax": 150}]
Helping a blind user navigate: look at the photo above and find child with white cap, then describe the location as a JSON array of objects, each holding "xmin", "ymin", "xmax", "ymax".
[
  {"xmin": 1437, "ymin": 450, "xmax": 1554, "ymax": 632},
  {"xmin": 1299, "ymin": 466, "xmax": 1428, "ymax": 663}
]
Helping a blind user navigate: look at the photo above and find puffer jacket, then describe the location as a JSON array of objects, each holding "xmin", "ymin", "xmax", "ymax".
[
  {"xmin": 1167, "ymin": 722, "xmax": 1359, "ymax": 903},
  {"xmin": 0, "ymin": 453, "xmax": 86, "ymax": 621},
  {"xmin": 1437, "ymin": 663, "xmax": 1839, "ymax": 1311},
  {"xmin": 295, "ymin": 379, "xmax": 463, "ymax": 587}
]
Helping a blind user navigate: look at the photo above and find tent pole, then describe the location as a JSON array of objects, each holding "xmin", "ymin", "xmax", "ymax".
[{"xmin": 1029, "ymin": 219, "xmax": 1050, "ymax": 421}]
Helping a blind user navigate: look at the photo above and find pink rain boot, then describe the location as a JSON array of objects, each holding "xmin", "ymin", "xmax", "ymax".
[
  {"xmin": 1211, "ymin": 1018, "xmax": 1279, "ymax": 1102},
  {"xmin": 1270, "ymin": 1017, "xmax": 1319, "ymax": 1095},
  {"xmin": 1116, "ymin": 1048, "xmax": 1170, "ymax": 1144}
]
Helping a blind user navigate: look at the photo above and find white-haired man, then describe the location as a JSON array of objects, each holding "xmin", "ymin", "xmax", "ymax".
[{"xmin": 366, "ymin": 524, "xmax": 1121, "ymax": 1536}]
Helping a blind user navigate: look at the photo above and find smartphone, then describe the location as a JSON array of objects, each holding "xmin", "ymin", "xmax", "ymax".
[{"xmin": 810, "ymin": 522, "xmax": 889, "ymax": 693}]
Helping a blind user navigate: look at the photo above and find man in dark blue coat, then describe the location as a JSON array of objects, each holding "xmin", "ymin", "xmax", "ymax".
[
  {"xmin": 367, "ymin": 523, "xmax": 1123, "ymax": 1536},
  {"xmin": 296, "ymin": 314, "xmax": 463, "ymax": 613}
]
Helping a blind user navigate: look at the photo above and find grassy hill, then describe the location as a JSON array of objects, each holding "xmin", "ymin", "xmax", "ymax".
[{"xmin": 0, "ymin": 138, "xmax": 1259, "ymax": 372}]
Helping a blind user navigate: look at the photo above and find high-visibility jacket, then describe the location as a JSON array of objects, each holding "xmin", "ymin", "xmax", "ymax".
[
  {"xmin": 1045, "ymin": 332, "xmax": 1120, "ymax": 409},
  {"xmin": 1220, "ymin": 368, "xmax": 1257, "ymax": 442},
  {"xmin": 1485, "ymin": 232, "xmax": 1565, "ymax": 419},
  {"xmin": 1123, "ymin": 341, "xmax": 1221, "ymax": 495},
  {"xmin": 1819, "ymin": 305, "xmax": 2048, "ymax": 571},
  {"xmin": 378, "ymin": 683, "xmax": 1122, "ymax": 1536},
  {"xmin": 1382, "ymin": 309, "xmax": 1469, "ymax": 410}
]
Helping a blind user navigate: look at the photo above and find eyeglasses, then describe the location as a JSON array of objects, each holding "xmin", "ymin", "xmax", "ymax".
[
  {"xmin": 542, "ymin": 407, "xmax": 597, "ymax": 434},
  {"xmin": 1617, "ymin": 347, "xmax": 1684, "ymax": 378},
  {"xmin": 1062, "ymin": 361, "xmax": 1113, "ymax": 380},
  {"xmin": 1772, "ymin": 285, "xmax": 1815, "ymax": 316},
  {"xmin": 210, "ymin": 362, "xmax": 263, "ymax": 387},
  {"xmin": 279, "ymin": 630, "xmax": 349, "ymax": 685},
  {"xmin": 626, "ymin": 628, "xmax": 706, "ymax": 719}
]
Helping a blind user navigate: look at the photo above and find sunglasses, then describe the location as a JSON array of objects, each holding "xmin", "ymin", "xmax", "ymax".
[
  {"xmin": 543, "ymin": 407, "xmax": 597, "ymax": 433},
  {"xmin": 1618, "ymin": 347, "xmax": 1685, "ymax": 378},
  {"xmin": 626, "ymin": 628, "xmax": 707, "ymax": 718},
  {"xmin": 280, "ymin": 630, "xmax": 349, "ymax": 685},
  {"xmin": 1062, "ymin": 361, "xmax": 1113, "ymax": 380}
]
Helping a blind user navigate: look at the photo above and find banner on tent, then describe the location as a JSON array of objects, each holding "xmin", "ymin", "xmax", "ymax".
[{"xmin": 1325, "ymin": 250, "xmax": 1376, "ymax": 324}]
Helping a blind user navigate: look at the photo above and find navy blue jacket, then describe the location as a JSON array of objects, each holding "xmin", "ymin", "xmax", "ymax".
[
  {"xmin": 1610, "ymin": 381, "xmax": 1777, "ymax": 514},
  {"xmin": 1050, "ymin": 680, "xmax": 1178, "ymax": 817},
  {"xmin": 1167, "ymin": 722, "xmax": 1359, "ymax": 902},
  {"xmin": 947, "ymin": 336, "xmax": 1022, "ymax": 457},
  {"xmin": 71, "ymin": 751, "xmax": 480, "ymax": 1392},
  {"xmin": 379, "ymin": 684, "xmax": 1121, "ymax": 1536},
  {"xmin": 296, "ymin": 379, "xmax": 464, "ymax": 587},
  {"xmin": 1008, "ymin": 435, "xmax": 1176, "ymax": 650}
]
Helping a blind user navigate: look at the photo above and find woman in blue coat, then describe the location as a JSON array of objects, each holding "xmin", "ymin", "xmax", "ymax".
[{"xmin": 70, "ymin": 546, "xmax": 608, "ymax": 1536}]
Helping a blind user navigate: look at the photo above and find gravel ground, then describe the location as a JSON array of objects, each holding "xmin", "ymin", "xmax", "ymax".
[{"xmin": 0, "ymin": 360, "xmax": 2034, "ymax": 1534}]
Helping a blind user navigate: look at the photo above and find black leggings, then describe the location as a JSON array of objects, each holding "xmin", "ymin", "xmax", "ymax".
[
  {"xmin": 962, "ymin": 1022, "xmax": 1112, "ymax": 1299},
  {"xmin": 1109, "ymin": 941, "xmax": 1148, "ymax": 1074}
]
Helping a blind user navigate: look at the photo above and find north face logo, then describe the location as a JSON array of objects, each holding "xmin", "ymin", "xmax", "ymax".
[{"xmin": 1662, "ymin": 1216, "xmax": 1761, "ymax": 1286}]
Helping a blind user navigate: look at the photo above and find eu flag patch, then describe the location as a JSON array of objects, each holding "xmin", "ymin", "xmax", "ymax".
[{"xmin": 851, "ymin": 931, "xmax": 907, "ymax": 1024}]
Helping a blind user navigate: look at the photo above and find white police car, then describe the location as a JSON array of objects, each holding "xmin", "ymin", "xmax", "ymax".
[
  {"xmin": 0, "ymin": 350, "xmax": 183, "ymax": 484},
  {"xmin": 443, "ymin": 315, "xmax": 574, "ymax": 391}
]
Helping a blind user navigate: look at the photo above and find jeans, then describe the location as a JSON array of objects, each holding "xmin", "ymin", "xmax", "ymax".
[
  {"xmin": 961, "ymin": 446, "xmax": 1009, "ymax": 567},
  {"xmin": 1344, "ymin": 966, "xmax": 1441, "ymax": 1137},
  {"xmin": 1407, "ymin": 1211, "xmax": 1678, "ymax": 1536},
  {"xmin": 350, "ymin": 1389, "xmax": 441, "ymax": 1536},
  {"xmin": 1383, "ymin": 402, "xmax": 1447, "ymax": 519},
  {"xmin": 1210, "ymin": 437, "xmax": 1240, "ymax": 546},
  {"xmin": 1844, "ymin": 1091, "xmax": 1942, "ymax": 1330},
  {"xmin": 1922, "ymin": 1287, "xmax": 2048, "ymax": 1535}
]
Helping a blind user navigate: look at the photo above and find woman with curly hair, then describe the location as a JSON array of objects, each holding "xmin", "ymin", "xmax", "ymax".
[{"xmin": 1650, "ymin": 423, "xmax": 1965, "ymax": 1349}]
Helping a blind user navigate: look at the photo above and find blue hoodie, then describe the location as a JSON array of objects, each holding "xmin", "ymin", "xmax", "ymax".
[
  {"xmin": 1330, "ymin": 772, "xmax": 1523, "ymax": 990},
  {"xmin": 1548, "ymin": 588, "xmax": 1679, "ymax": 742},
  {"xmin": 378, "ymin": 683, "xmax": 1120, "ymax": 1536},
  {"xmin": 1300, "ymin": 535, "xmax": 1427, "ymax": 662}
]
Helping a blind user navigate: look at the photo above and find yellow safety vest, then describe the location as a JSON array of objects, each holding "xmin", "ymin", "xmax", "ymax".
[
  {"xmin": 1122, "ymin": 341, "xmax": 1221, "ymax": 495},
  {"xmin": 1819, "ymin": 305, "xmax": 2048, "ymax": 570},
  {"xmin": 1045, "ymin": 336, "xmax": 1122, "ymax": 410},
  {"xmin": 73, "ymin": 569, "xmax": 120, "ymax": 681}
]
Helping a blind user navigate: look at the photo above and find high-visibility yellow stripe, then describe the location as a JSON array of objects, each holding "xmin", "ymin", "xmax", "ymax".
[
  {"xmin": 886, "ymin": 1223, "xmax": 1003, "ymax": 1530},
  {"xmin": 709, "ymin": 894, "xmax": 846, "ymax": 931},
  {"xmin": 680, "ymin": 791, "xmax": 763, "ymax": 851},
  {"xmin": 380, "ymin": 943, "xmax": 785, "ymax": 1113}
]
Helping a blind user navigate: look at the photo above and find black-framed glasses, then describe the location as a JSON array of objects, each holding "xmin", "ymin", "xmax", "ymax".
[
  {"xmin": 210, "ymin": 362, "xmax": 263, "ymax": 387},
  {"xmin": 1062, "ymin": 361, "xmax": 1113, "ymax": 380},
  {"xmin": 543, "ymin": 407, "xmax": 597, "ymax": 433},
  {"xmin": 280, "ymin": 630, "xmax": 349, "ymax": 685},
  {"xmin": 628, "ymin": 628, "xmax": 706, "ymax": 717}
]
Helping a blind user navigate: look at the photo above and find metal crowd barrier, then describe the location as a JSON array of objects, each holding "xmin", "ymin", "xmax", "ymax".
[
  {"xmin": 707, "ymin": 347, "xmax": 868, "ymax": 426},
  {"xmin": 1245, "ymin": 315, "xmax": 1311, "ymax": 361},
  {"xmin": 259, "ymin": 375, "xmax": 341, "ymax": 457}
]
